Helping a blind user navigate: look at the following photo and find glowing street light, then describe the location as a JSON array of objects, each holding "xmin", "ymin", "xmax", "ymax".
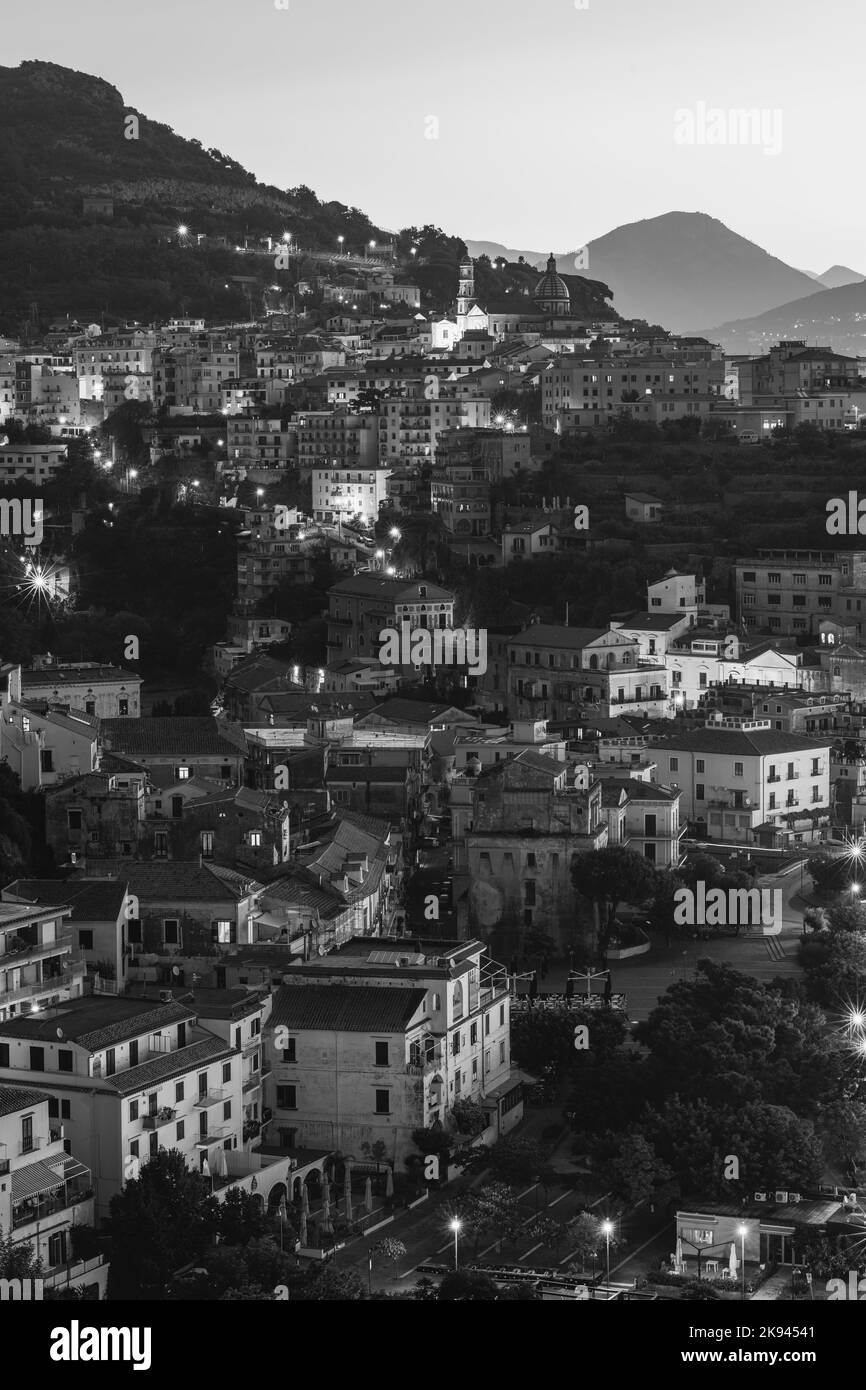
[
  {"xmin": 177, "ymin": 224, "xmax": 189, "ymax": 237},
  {"xmin": 337, "ymin": 235, "xmax": 344, "ymax": 252},
  {"xmin": 602, "ymin": 1220, "xmax": 614, "ymax": 1286},
  {"xmin": 389, "ymin": 527, "xmax": 401, "ymax": 541},
  {"xmin": 449, "ymin": 1219, "xmax": 462, "ymax": 1270},
  {"xmin": 256, "ymin": 488, "xmax": 264, "ymax": 499}
]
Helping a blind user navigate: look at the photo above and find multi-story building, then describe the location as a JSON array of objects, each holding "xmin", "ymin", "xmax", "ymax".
[
  {"xmin": 326, "ymin": 574, "xmax": 455, "ymax": 669},
  {"xmin": 486, "ymin": 623, "xmax": 668, "ymax": 722},
  {"xmin": 225, "ymin": 412, "xmax": 294, "ymax": 472},
  {"xmin": 0, "ymin": 995, "xmax": 245, "ymax": 1220},
  {"xmin": 312, "ymin": 463, "xmax": 391, "ymax": 525},
  {"xmin": 22, "ymin": 661, "xmax": 141, "ymax": 718},
  {"xmin": 736, "ymin": 550, "xmax": 866, "ymax": 638},
  {"xmin": 0, "ymin": 1085, "xmax": 108, "ymax": 1298},
  {"xmin": 264, "ymin": 936, "xmax": 521, "ymax": 1165},
  {"xmin": 98, "ymin": 717, "xmax": 244, "ymax": 786},
  {"xmin": 73, "ymin": 332, "xmax": 156, "ymax": 402},
  {"xmin": 599, "ymin": 778, "xmax": 684, "ymax": 867},
  {"xmin": 666, "ymin": 628, "xmax": 816, "ymax": 712},
  {"xmin": 44, "ymin": 771, "xmax": 146, "ymax": 868},
  {"xmin": 294, "ymin": 409, "xmax": 380, "ymax": 479},
  {"xmin": 0, "ymin": 899, "xmax": 85, "ymax": 1023},
  {"xmin": 461, "ymin": 752, "xmax": 608, "ymax": 944},
  {"xmin": 379, "ymin": 390, "xmax": 491, "ymax": 464},
  {"xmin": 2, "ymin": 879, "xmax": 132, "ymax": 996},
  {"xmin": 0, "ymin": 443, "xmax": 67, "ymax": 483},
  {"xmin": 0, "ymin": 683, "xmax": 99, "ymax": 793},
  {"xmin": 540, "ymin": 354, "xmax": 724, "ymax": 432},
  {"xmin": 649, "ymin": 716, "xmax": 832, "ymax": 847},
  {"xmin": 737, "ymin": 341, "xmax": 863, "ymax": 404},
  {"xmin": 430, "ymin": 451, "xmax": 491, "ymax": 539}
]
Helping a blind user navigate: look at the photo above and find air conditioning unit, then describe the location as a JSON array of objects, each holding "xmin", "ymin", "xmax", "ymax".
[
  {"xmin": 753, "ymin": 1191, "xmax": 767, "ymax": 1202},
  {"xmin": 788, "ymin": 1192, "xmax": 801, "ymax": 1203},
  {"xmin": 774, "ymin": 1190, "xmax": 788, "ymax": 1203},
  {"xmin": 158, "ymin": 989, "xmax": 172, "ymax": 1003}
]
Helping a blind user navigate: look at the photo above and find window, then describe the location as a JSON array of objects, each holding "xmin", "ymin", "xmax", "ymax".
[
  {"xmin": 48, "ymin": 1231, "xmax": 67, "ymax": 1267},
  {"xmin": 247, "ymin": 830, "xmax": 262, "ymax": 848},
  {"xmin": 201, "ymin": 831, "xmax": 214, "ymax": 858},
  {"xmin": 77, "ymin": 928, "xmax": 94, "ymax": 951},
  {"xmin": 154, "ymin": 831, "xmax": 168, "ymax": 857},
  {"xmin": 67, "ymin": 809, "xmax": 82, "ymax": 831},
  {"xmin": 175, "ymin": 766, "xmax": 190, "ymax": 781},
  {"xmin": 282, "ymin": 1038, "xmax": 296, "ymax": 1063},
  {"xmin": 470, "ymin": 1022, "xmax": 477, "ymax": 1044},
  {"xmin": 40, "ymin": 749, "xmax": 54, "ymax": 773},
  {"xmin": 734, "ymin": 762, "xmax": 744, "ymax": 777},
  {"xmin": 223, "ymin": 1100, "xmax": 232, "ymax": 1121},
  {"xmin": 58, "ymin": 1049, "xmax": 73, "ymax": 1073},
  {"xmin": 526, "ymin": 852, "xmax": 536, "ymax": 868},
  {"xmin": 500, "ymin": 1005, "xmax": 505, "ymax": 1026},
  {"xmin": 129, "ymin": 1139, "xmax": 140, "ymax": 1161},
  {"xmin": 119, "ymin": 699, "xmax": 129, "ymax": 716},
  {"xmin": 277, "ymin": 1085, "xmax": 297, "ymax": 1109},
  {"xmin": 452, "ymin": 1031, "xmax": 461, "ymax": 1056},
  {"xmin": 222, "ymin": 1062, "xmax": 232, "ymax": 1084},
  {"xmin": 524, "ymin": 880, "xmax": 536, "ymax": 906},
  {"xmin": 484, "ymin": 1013, "xmax": 490, "ymax": 1035},
  {"xmin": 234, "ymin": 1027, "xmax": 241, "ymax": 1050},
  {"xmin": 21, "ymin": 1115, "xmax": 34, "ymax": 1153},
  {"xmin": 29, "ymin": 1047, "xmax": 45, "ymax": 1072},
  {"xmin": 0, "ymin": 1044, "xmax": 8, "ymax": 1067},
  {"xmin": 374, "ymin": 1041, "xmax": 389, "ymax": 1066},
  {"xmin": 163, "ymin": 919, "xmax": 180, "ymax": 945},
  {"xmin": 696, "ymin": 784, "xmax": 705, "ymax": 801},
  {"xmin": 130, "ymin": 1100, "xmax": 139, "ymax": 1123},
  {"xmin": 175, "ymin": 1082, "xmax": 184, "ymax": 1103},
  {"xmin": 696, "ymin": 759, "xmax": 705, "ymax": 773},
  {"xmin": 105, "ymin": 1048, "xmax": 116, "ymax": 1076},
  {"xmin": 375, "ymin": 1089, "xmax": 390, "ymax": 1115},
  {"xmin": 129, "ymin": 1040, "xmax": 138, "ymax": 1067},
  {"xmin": 213, "ymin": 920, "xmax": 232, "ymax": 945},
  {"xmin": 499, "ymin": 1041, "xmax": 506, "ymax": 1063},
  {"xmin": 176, "ymin": 1120, "xmax": 185, "ymax": 1142}
]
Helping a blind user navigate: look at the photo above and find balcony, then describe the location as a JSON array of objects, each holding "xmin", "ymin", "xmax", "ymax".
[
  {"xmin": 19, "ymin": 1137, "xmax": 42, "ymax": 1156},
  {"xmin": 12, "ymin": 1184, "xmax": 94, "ymax": 1231},
  {"xmin": 195, "ymin": 1126, "xmax": 229, "ymax": 1147},
  {"xmin": 142, "ymin": 1106, "xmax": 176, "ymax": 1130},
  {"xmin": 406, "ymin": 1047, "xmax": 444, "ymax": 1075},
  {"xmin": 194, "ymin": 1088, "xmax": 227, "ymax": 1108}
]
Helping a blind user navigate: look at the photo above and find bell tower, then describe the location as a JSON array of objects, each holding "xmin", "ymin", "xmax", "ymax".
[{"xmin": 457, "ymin": 256, "xmax": 475, "ymax": 336}]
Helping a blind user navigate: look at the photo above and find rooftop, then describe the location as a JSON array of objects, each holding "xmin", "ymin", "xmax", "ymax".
[
  {"xmin": 269, "ymin": 982, "xmax": 428, "ymax": 1034},
  {"xmin": 0, "ymin": 996, "xmax": 196, "ymax": 1051},
  {"xmin": 100, "ymin": 717, "xmax": 241, "ymax": 758}
]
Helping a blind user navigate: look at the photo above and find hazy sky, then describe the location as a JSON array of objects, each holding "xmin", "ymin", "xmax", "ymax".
[{"xmin": 5, "ymin": 0, "xmax": 863, "ymax": 270}]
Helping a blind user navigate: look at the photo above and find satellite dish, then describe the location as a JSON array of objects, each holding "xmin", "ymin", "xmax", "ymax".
[
  {"xmin": 56, "ymin": 1027, "xmax": 64, "ymax": 1041},
  {"xmin": 172, "ymin": 966, "xmax": 180, "ymax": 976}
]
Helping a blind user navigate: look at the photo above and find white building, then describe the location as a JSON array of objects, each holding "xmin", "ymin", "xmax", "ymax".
[{"xmin": 312, "ymin": 464, "xmax": 391, "ymax": 525}]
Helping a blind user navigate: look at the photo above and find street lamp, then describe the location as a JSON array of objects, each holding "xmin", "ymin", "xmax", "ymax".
[
  {"xmin": 390, "ymin": 527, "xmax": 401, "ymax": 541},
  {"xmin": 337, "ymin": 235, "xmax": 344, "ymax": 253},
  {"xmin": 738, "ymin": 1224, "xmax": 748, "ymax": 1301},
  {"xmin": 602, "ymin": 1220, "xmax": 613, "ymax": 1287},
  {"xmin": 450, "ymin": 1219, "xmax": 462, "ymax": 1270}
]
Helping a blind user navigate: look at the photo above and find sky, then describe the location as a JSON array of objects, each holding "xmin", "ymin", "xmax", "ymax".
[{"xmin": 4, "ymin": 0, "xmax": 863, "ymax": 271}]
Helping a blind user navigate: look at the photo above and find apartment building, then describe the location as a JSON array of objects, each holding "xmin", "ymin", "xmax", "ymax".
[
  {"xmin": 649, "ymin": 716, "xmax": 832, "ymax": 846},
  {"xmin": 2, "ymin": 880, "xmax": 132, "ymax": 996},
  {"xmin": 22, "ymin": 661, "xmax": 142, "ymax": 719},
  {"xmin": 540, "ymin": 354, "xmax": 723, "ymax": 431},
  {"xmin": 0, "ymin": 695, "xmax": 99, "ymax": 793},
  {"xmin": 0, "ymin": 1086, "xmax": 108, "ymax": 1298},
  {"xmin": 736, "ymin": 550, "xmax": 866, "ymax": 637},
  {"xmin": 264, "ymin": 937, "xmax": 520, "ymax": 1165},
  {"xmin": 666, "ymin": 629, "xmax": 814, "ymax": 711},
  {"xmin": 326, "ymin": 574, "xmax": 455, "ymax": 668},
  {"xmin": 312, "ymin": 463, "xmax": 391, "ymax": 525},
  {"xmin": 44, "ymin": 771, "xmax": 146, "ymax": 868},
  {"xmin": 0, "ymin": 900, "xmax": 85, "ymax": 1024},
  {"xmin": 0, "ymin": 443, "xmax": 67, "ymax": 483},
  {"xmin": 226, "ymin": 412, "xmax": 294, "ymax": 471},
  {"xmin": 430, "ymin": 454, "xmax": 491, "ymax": 538},
  {"xmin": 74, "ymin": 332, "xmax": 156, "ymax": 401},
  {"xmin": 193, "ymin": 988, "xmax": 271, "ymax": 1138},
  {"xmin": 737, "ymin": 342, "xmax": 863, "ymax": 404},
  {"xmin": 379, "ymin": 391, "xmax": 491, "ymax": 465},
  {"xmin": 294, "ymin": 410, "xmax": 380, "ymax": 479},
  {"xmin": 0, "ymin": 996, "xmax": 244, "ymax": 1220}
]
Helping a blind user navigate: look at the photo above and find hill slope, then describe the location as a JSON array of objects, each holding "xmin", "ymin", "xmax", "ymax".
[
  {"xmin": 699, "ymin": 280, "xmax": 866, "ymax": 356},
  {"xmin": 0, "ymin": 60, "xmax": 392, "ymax": 331}
]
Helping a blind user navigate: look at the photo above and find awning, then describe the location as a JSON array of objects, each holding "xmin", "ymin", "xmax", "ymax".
[
  {"xmin": 59, "ymin": 1158, "xmax": 90, "ymax": 1183},
  {"xmin": 12, "ymin": 1159, "xmax": 65, "ymax": 1202}
]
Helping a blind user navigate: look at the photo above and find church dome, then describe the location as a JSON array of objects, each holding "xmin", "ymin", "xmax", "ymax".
[{"xmin": 534, "ymin": 254, "xmax": 571, "ymax": 313}]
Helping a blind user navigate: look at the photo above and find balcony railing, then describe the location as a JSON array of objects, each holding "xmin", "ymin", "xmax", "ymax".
[
  {"xmin": 12, "ymin": 1185, "xmax": 93, "ymax": 1230},
  {"xmin": 142, "ymin": 1107, "xmax": 176, "ymax": 1130},
  {"xmin": 194, "ymin": 1088, "xmax": 227, "ymax": 1108},
  {"xmin": 19, "ymin": 1137, "xmax": 42, "ymax": 1155}
]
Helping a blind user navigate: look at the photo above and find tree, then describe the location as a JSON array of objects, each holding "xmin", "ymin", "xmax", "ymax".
[
  {"xmin": 609, "ymin": 1131, "xmax": 674, "ymax": 1205},
  {"xmin": 455, "ymin": 1137, "xmax": 546, "ymax": 1186},
  {"xmin": 107, "ymin": 1148, "xmax": 219, "ymax": 1299},
  {"xmin": 819, "ymin": 1100, "xmax": 866, "ymax": 1177},
  {"xmin": 215, "ymin": 1187, "xmax": 272, "ymax": 1247},
  {"xmin": 571, "ymin": 847, "xmax": 658, "ymax": 949},
  {"xmin": 438, "ymin": 1269, "xmax": 498, "ymax": 1301},
  {"xmin": 510, "ymin": 1007, "xmax": 579, "ymax": 1075},
  {"xmin": 373, "ymin": 1237, "xmax": 407, "ymax": 1280},
  {"xmin": 450, "ymin": 1097, "xmax": 488, "ymax": 1136},
  {"xmin": 0, "ymin": 1224, "xmax": 43, "ymax": 1280},
  {"xmin": 807, "ymin": 851, "xmax": 853, "ymax": 894},
  {"xmin": 565, "ymin": 1212, "xmax": 603, "ymax": 1270}
]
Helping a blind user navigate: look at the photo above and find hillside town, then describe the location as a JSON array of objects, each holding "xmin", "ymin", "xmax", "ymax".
[{"xmin": 1, "ymin": 31, "xmax": 866, "ymax": 1323}]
